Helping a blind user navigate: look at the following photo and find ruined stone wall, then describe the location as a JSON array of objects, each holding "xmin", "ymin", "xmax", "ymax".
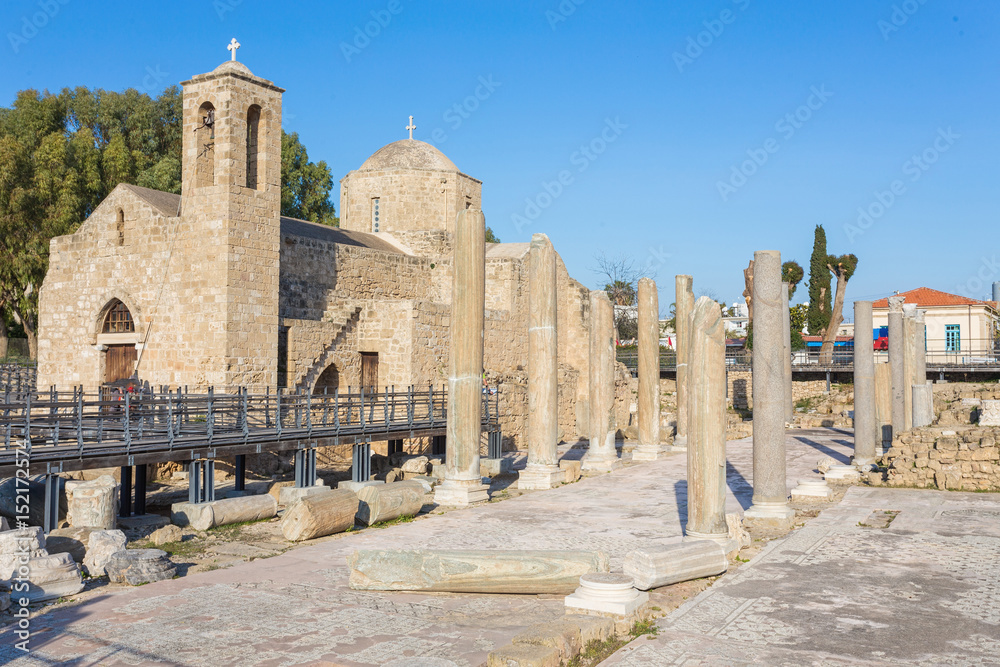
[
  {"xmin": 38, "ymin": 188, "xmax": 230, "ymax": 392},
  {"xmin": 883, "ymin": 426, "xmax": 1000, "ymax": 491}
]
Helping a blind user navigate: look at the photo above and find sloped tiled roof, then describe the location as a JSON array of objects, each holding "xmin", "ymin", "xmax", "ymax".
[
  {"xmin": 122, "ymin": 184, "xmax": 181, "ymax": 217},
  {"xmin": 872, "ymin": 287, "xmax": 991, "ymax": 309},
  {"xmin": 486, "ymin": 242, "xmax": 530, "ymax": 259},
  {"xmin": 280, "ymin": 216, "xmax": 404, "ymax": 254}
]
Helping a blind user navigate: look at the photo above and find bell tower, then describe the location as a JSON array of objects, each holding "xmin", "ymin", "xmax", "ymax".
[{"xmin": 179, "ymin": 52, "xmax": 284, "ymax": 389}]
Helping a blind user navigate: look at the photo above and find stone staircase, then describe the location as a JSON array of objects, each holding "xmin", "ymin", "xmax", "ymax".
[{"xmin": 286, "ymin": 303, "xmax": 362, "ymax": 392}]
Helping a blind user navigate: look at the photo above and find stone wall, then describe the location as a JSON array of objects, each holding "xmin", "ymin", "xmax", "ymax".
[{"xmin": 882, "ymin": 426, "xmax": 1000, "ymax": 491}]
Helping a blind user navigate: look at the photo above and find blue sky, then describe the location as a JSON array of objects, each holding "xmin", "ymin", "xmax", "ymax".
[{"xmin": 2, "ymin": 0, "xmax": 997, "ymax": 318}]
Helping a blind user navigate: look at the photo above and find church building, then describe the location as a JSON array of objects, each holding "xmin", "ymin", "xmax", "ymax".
[{"xmin": 36, "ymin": 57, "xmax": 596, "ymax": 446}]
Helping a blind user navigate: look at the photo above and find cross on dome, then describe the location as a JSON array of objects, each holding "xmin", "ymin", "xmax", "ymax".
[
  {"xmin": 227, "ymin": 38, "xmax": 240, "ymax": 61},
  {"xmin": 406, "ymin": 115, "xmax": 416, "ymax": 140}
]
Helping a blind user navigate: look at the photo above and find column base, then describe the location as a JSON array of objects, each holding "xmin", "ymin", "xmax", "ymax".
[
  {"xmin": 852, "ymin": 457, "xmax": 876, "ymax": 471},
  {"xmin": 790, "ymin": 478, "xmax": 833, "ymax": 501},
  {"xmin": 671, "ymin": 435, "xmax": 688, "ymax": 452},
  {"xmin": 683, "ymin": 531, "xmax": 740, "ymax": 558},
  {"xmin": 433, "ymin": 478, "xmax": 489, "ymax": 507},
  {"xmin": 824, "ymin": 464, "xmax": 861, "ymax": 484},
  {"xmin": 517, "ymin": 464, "xmax": 564, "ymax": 490},
  {"xmin": 581, "ymin": 454, "xmax": 622, "ymax": 472},
  {"xmin": 743, "ymin": 502, "xmax": 796, "ymax": 530},
  {"xmin": 630, "ymin": 444, "xmax": 670, "ymax": 461}
]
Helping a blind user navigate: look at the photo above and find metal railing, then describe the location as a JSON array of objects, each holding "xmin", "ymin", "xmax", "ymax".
[
  {"xmin": 1, "ymin": 384, "xmax": 500, "ymax": 476},
  {"xmin": 617, "ymin": 338, "xmax": 1000, "ymax": 372},
  {"xmin": 0, "ymin": 361, "xmax": 37, "ymax": 397}
]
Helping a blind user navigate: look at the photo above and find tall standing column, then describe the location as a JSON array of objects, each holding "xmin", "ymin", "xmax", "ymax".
[
  {"xmin": 912, "ymin": 309, "xmax": 932, "ymax": 428},
  {"xmin": 674, "ymin": 275, "xmax": 694, "ymax": 450},
  {"xmin": 633, "ymin": 278, "xmax": 664, "ymax": 462},
  {"xmin": 902, "ymin": 304, "xmax": 917, "ymax": 430},
  {"xmin": 434, "ymin": 209, "xmax": 490, "ymax": 506},
  {"xmin": 684, "ymin": 297, "xmax": 733, "ymax": 549},
  {"xmin": 853, "ymin": 301, "xmax": 877, "ymax": 468},
  {"xmin": 781, "ymin": 282, "xmax": 793, "ymax": 424},
  {"xmin": 744, "ymin": 251, "xmax": 795, "ymax": 529},
  {"xmin": 582, "ymin": 291, "xmax": 619, "ymax": 471},
  {"xmin": 517, "ymin": 233, "xmax": 563, "ymax": 490},
  {"xmin": 888, "ymin": 296, "xmax": 906, "ymax": 439}
]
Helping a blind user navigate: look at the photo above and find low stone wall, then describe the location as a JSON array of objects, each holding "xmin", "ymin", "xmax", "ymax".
[{"xmin": 882, "ymin": 426, "xmax": 1000, "ymax": 491}]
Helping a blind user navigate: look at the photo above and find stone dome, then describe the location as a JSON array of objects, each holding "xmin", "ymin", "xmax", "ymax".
[
  {"xmin": 211, "ymin": 60, "xmax": 255, "ymax": 78},
  {"xmin": 359, "ymin": 139, "xmax": 459, "ymax": 173}
]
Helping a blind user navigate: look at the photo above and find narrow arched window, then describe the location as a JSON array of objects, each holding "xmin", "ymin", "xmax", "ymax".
[
  {"xmin": 116, "ymin": 209, "xmax": 125, "ymax": 246},
  {"xmin": 246, "ymin": 105, "xmax": 261, "ymax": 189},
  {"xmin": 102, "ymin": 300, "xmax": 135, "ymax": 333},
  {"xmin": 195, "ymin": 102, "xmax": 216, "ymax": 188}
]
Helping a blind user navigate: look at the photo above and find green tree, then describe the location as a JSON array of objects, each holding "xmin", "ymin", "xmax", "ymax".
[
  {"xmin": 782, "ymin": 260, "xmax": 804, "ymax": 301},
  {"xmin": 484, "ymin": 227, "xmax": 500, "ymax": 243},
  {"xmin": 807, "ymin": 225, "xmax": 830, "ymax": 336},
  {"xmin": 789, "ymin": 303, "xmax": 808, "ymax": 351},
  {"xmin": 281, "ymin": 131, "xmax": 338, "ymax": 226},
  {"xmin": 818, "ymin": 253, "xmax": 859, "ymax": 363}
]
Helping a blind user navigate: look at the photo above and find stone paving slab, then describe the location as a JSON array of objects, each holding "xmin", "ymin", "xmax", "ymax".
[
  {"xmin": 601, "ymin": 486, "xmax": 1000, "ymax": 666},
  {"xmin": 0, "ymin": 431, "xmax": 851, "ymax": 666}
]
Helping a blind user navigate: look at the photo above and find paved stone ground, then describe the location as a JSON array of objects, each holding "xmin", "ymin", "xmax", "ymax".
[
  {"xmin": 601, "ymin": 485, "xmax": 1000, "ymax": 666},
  {"xmin": 0, "ymin": 430, "xmax": 854, "ymax": 666}
]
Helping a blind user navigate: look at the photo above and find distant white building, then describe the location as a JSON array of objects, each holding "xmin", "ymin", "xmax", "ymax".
[
  {"xmin": 723, "ymin": 300, "xmax": 749, "ymax": 337},
  {"xmin": 872, "ymin": 287, "xmax": 1000, "ymax": 361}
]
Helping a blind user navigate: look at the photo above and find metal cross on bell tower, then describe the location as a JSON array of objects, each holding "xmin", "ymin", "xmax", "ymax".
[{"xmin": 227, "ymin": 38, "xmax": 241, "ymax": 61}]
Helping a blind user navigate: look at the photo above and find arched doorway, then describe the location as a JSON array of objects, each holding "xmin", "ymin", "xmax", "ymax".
[
  {"xmin": 314, "ymin": 364, "xmax": 340, "ymax": 394},
  {"xmin": 99, "ymin": 299, "xmax": 138, "ymax": 384}
]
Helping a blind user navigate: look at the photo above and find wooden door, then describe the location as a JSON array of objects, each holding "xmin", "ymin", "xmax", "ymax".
[
  {"xmin": 105, "ymin": 344, "xmax": 137, "ymax": 384},
  {"xmin": 360, "ymin": 352, "xmax": 378, "ymax": 392}
]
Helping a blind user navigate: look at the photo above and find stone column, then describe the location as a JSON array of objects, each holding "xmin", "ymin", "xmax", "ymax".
[
  {"xmin": 914, "ymin": 309, "xmax": 927, "ymax": 386},
  {"xmin": 684, "ymin": 297, "xmax": 732, "ymax": 548},
  {"xmin": 888, "ymin": 296, "xmax": 906, "ymax": 439},
  {"xmin": 902, "ymin": 303, "xmax": 917, "ymax": 430},
  {"xmin": 582, "ymin": 291, "xmax": 620, "ymax": 471},
  {"xmin": 853, "ymin": 301, "xmax": 877, "ymax": 468},
  {"xmin": 914, "ymin": 309, "xmax": 931, "ymax": 427},
  {"xmin": 434, "ymin": 209, "xmax": 490, "ymax": 506},
  {"xmin": 674, "ymin": 275, "xmax": 694, "ymax": 450},
  {"xmin": 912, "ymin": 384, "xmax": 933, "ymax": 428},
  {"xmin": 744, "ymin": 251, "xmax": 795, "ymax": 529},
  {"xmin": 517, "ymin": 233, "xmax": 563, "ymax": 490},
  {"xmin": 781, "ymin": 282, "xmax": 793, "ymax": 424},
  {"xmin": 632, "ymin": 278, "xmax": 663, "ymax": 461}
]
